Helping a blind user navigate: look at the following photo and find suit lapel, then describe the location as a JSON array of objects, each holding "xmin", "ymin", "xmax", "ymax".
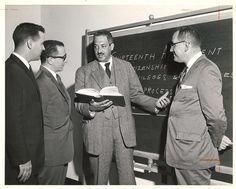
[
  {"xmin": 185, "ymin": 55, "xmax": 205, "ymax": 80},
  {"xmin": 175, "ymin": 55, "xmax": 205, "ymax": 95},
  {"xmin": 90, "ymin": 58, "xmax": 123, "ymax": 90},
  {"xmin": 10, "ymin": 54, "xmax": 41, "ymax": 97},
  {"xmin": 39, "ymin": 66, "xmax": 70, "ymax": 104},
  {"xmin": 113, "ymin": 57, "xmax": 123, "ymax": 88},
  {"xmin": 91, "ymin": 61, "xmax": 108, "ymax": 89}
]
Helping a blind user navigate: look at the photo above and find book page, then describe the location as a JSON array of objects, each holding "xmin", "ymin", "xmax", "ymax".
[
  {"xmin": 75, "ymin": 88, "xmax": 101, "ymax": 98},
  {"xmin": 100, "ymin": 86, "xmax": 123, "ymax": 96}
]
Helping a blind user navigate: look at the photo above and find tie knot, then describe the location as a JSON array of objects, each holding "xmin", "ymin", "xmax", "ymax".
[
  {"xmin": 105, "ymin": 62, "xmax": 110, "ymax": 68},
  {"xmin": 56, "ymin": 74, "xmax": 61, "ymax": 81},
  {"xmin": 104, "ymin": 62, "xmax": 111, "ymax": 78},
  {"xmin": 179, "ymin": 66, "xmax": 188, "ymax": 83},
  {"xmin": 28, "ymin": 65, "xmax": 35, "ymax": 78},
  {"xmin": 183, "ymin": 66, "xmax": 188, "ymax": 72}
]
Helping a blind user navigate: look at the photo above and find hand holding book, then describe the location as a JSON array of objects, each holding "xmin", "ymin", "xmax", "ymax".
[
  {"xmin": 89, "ymin": 99, "xmax": 113, "ymax": 112},
  {"xmin": 75, "ymin": 86, "xmax": 126, "ymax": 107}
]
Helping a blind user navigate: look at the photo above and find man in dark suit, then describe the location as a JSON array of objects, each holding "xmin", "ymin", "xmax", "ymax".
[
  {"xmin": 5, "ymin": 22, "xmax": 45, "ymax": 184},
  {"xmin": 165, "ymin": 26, "xmax": 232, "ymax": 185},
  {"xmin": 75, "ymin": 30, "xmax": 169, "ymax": 185},
  {"xmin": 36, "ymin": 40, "xmax": 74, "ymax": 185}
]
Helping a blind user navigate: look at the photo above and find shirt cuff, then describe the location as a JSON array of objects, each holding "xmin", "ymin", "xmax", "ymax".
[
  {"xmin": 154, "ymin": 107, "xmax": 159, "ymax": 115},
  {"xmin": 89, "ymin": 110, "xmax": 96, "ymax": 118}
]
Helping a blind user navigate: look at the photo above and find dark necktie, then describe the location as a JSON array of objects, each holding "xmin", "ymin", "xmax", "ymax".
[
  {"xmin": 56, "ymin": 74, "xmax": 67, "ymax": 95},
  {"xmin": 105, "ymin": 62, "xmax": 111, "ymax": 78},
  {"xmin": 180, "ymin": 66, "xmax": 188, "ymax": 83},
  {"xmin": 29, "ymin": 65, "xmax": 35, "ymax": 78},
  {"xmin": 177, "ymin": 66, "xmax": 188, "ymax": 89}
]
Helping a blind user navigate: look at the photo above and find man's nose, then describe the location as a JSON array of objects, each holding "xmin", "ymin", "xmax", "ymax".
[{"xmin": 97, "ymin": 47, "xmax": 103, "ymax": 53}]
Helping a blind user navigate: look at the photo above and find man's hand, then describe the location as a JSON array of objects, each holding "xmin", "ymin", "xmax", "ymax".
[
  {"xmin": 156, "ymin": 92, "xmax": 170, "ymax": 109},
  {"xmin": 89, "ymin": 99, "xmax": 113, "ymax": 112},
  {"xmin": 218, "ymin": 135, "xmax": 233, "ymax": 151},
  {"xmin": 18, "ymin": 160, "xmax": 32, "ymax": 182}
]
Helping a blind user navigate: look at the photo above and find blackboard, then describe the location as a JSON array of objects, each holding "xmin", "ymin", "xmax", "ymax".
[
  {"xmin": 111, "ymin": 18, "xmax": 232, "ymax": 168},
  {"xmin": 85, "ymin": 11, "xmax": 232, "ymax": 169}
]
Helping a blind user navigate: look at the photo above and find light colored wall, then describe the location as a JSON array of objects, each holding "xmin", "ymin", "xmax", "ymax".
[{"xmin": 5, "ymin": 5, "xmax": 41, "ymax": 71}]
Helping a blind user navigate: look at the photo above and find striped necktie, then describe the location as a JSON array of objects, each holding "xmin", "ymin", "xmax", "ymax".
[
  {"xmin": 180, "ymin": 66, "xmax": 188, "ymax": 83},
  {"xmin": 177, "ymin": 66, "xmax": 188, "ymax": 89}
]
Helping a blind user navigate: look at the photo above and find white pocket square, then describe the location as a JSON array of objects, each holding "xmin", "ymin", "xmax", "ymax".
[{"xmin": 181, "ymin": 84, "xmax": 193, "ymax": 89}]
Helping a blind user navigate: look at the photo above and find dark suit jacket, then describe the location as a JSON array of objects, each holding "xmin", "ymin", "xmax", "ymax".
[
  {"xmin": 36, "ymin": 66, "xmax": 73, "ymax": 166},
  {"xmin": 75, "ymin": 56, "xmax": 157, "ymax": 155},
  {"xmin": 5, "ymin": 54, "xmax": 44, "ymax": 176},
  {"xmin": 166, "ymin": 55, "xmax": 227, "ymax": 170}
]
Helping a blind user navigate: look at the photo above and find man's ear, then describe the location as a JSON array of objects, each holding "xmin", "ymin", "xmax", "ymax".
[
  {"xmin": 26, "ymin": 39, "xmax": 33, "ymax": 49},
  {"xmin": 184, "ymin": 42, "xmax": 190, "ymax": 52},
  {"xmin": 110, "ymin": 43, "xmax": 114, "ymax": 51},
  {"xmin": 47, "ymin": 57, "xmax": 54, "ymax": 65}
]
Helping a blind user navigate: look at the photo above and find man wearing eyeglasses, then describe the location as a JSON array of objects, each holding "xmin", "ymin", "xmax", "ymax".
[
  {"xmin": 36, "ymin": 40, "xmax": 73, "ymax": 184},
  {"xmin": 75, "ymin": 30, "xmax": 170, "ymax": 185},
  {"xmin": 165, "ymin": 26, "xmax": 232, "ymax": 185}
]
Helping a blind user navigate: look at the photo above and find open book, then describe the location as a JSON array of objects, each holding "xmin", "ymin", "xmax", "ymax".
[{"xmin": 75, "ymin": 86, "xmax": 125, "ymax": 106}]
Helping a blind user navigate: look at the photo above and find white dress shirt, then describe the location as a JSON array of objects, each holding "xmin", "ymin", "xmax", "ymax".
[
  {"xmin": 99, "ymin": 57, "xmax": 113, "ymax": 71},
  {"xmin": 186, "ymin": 51, "xmax": 202, "ymax": 72},
  {"xmin": 42, "ymin": 65, "xmax": 58, "ymax": 81},
  {"xmin": 12, "ymin": 52, "xmax": 30, "ymax": 70}
]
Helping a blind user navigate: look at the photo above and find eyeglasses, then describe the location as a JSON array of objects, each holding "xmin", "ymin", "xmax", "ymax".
[
  {"xmin": 48, "ymin": 54, "xmax": 67, "ymax": 61},
  {"xmin": 169, "ymin": 41, "xmax": 186, "ymax": 48}
]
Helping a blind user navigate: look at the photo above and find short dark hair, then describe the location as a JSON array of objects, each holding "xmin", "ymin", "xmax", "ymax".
[
  {"xmin": 13, "ymin": 22, "xmax": 45, "ymax": 48},
  {"xmin": 93, "ymin": 30, "xmax": 113, "ymax": 44},
  {"xmin": 40, "ymin": 40, "xmax": 64, "ymax": 63},
  {"xmin": 176, "ymin": 26, "xmax": 201, "ymax": 47}
]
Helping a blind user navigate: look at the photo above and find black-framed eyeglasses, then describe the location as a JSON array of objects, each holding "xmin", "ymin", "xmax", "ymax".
[
  {"xmin": 48, "ymin": 54, "xmax": 67, "ymax": 61},
  {"xmin": 170, "ymin": 41, "xmax": 186, "ymax": 48}
]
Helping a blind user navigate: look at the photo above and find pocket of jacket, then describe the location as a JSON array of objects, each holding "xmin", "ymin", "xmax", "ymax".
[
  {"xmin": 176, "ymin": 131, "xmax": 201, "ymax": 142},
  {"xmin": 177, "ymin": 88, "xmax": 197, "ymax": 102}
]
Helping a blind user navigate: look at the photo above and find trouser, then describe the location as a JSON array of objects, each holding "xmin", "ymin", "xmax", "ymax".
[
  {"xmin": 83, "ymin": 118, "xmax": 136, "ymax": 185},
  {"xmin": 175, "ymin": 167, "xmax": 212, "ymax": 185},
  {"xmin": 38, "ymin": 164, "xmax": 68, "ymax": 185}
]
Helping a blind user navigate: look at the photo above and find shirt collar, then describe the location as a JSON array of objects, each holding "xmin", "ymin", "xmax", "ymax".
[
  {"xmin": 99, "ymin": 56, "xmax": 113, "ymax": 70},
  {"xmin": 12, "ymin": 52, "xmax": 30, "ymax": 69},
  {"xmin": 42, "ymin": 65, "xmax": 57, "ymax": 81},
  {"xmin": 186, "ymin": 51, "xmax": 202, "ymax": 72}
]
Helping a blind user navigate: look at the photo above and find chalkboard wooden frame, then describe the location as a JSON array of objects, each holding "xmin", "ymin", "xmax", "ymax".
[{"xmin": 83, "ymin": 5, "xmax": 233, "ymax": 178}]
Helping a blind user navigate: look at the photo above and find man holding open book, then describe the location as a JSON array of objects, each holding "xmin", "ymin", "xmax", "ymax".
[{"xmin": 75, "ymin": 30, "xmax": 169, "ymax": 185}]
